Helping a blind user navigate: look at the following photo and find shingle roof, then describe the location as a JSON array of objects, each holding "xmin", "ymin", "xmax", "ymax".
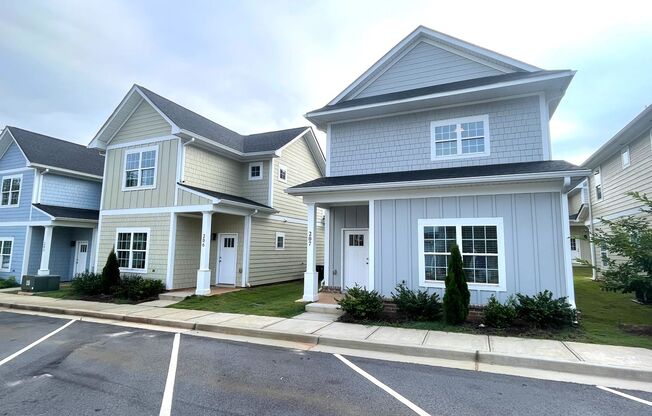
[
  {"xmin": 33, "ymin": 204, "xmax": 99, "ymax": 220},
  {"xmin": 136, "ymin": 86, "xmax": 308, "ymax": 154},
  {"xmin": 7, "ymin": 127, "xmax": 104, "ymax": 177},
  {"xmin": 309, "ymin": 70, "xmax": 569, "ymax": 113},
  {"xmin": 178, "ymin": 183, "xmax": 274, "ymax": 210},
  {"xmin": 291, "ymin": 160, "xmax": 587, "ymax": 190}
]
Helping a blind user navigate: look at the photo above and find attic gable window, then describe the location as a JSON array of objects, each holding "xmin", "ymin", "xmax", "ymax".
[
  {"xmin": 123, "ymin": 146, "xmax": 157, "ymax": 190},
  {"xmin": 430, "ymin": 115, "xmax": 490, "ymax": 161}
]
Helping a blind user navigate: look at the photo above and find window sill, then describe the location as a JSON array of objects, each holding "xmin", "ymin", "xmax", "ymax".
[
  {"xmin": 431, "ymin": 152, "xmax": 490, "ymax": 162},
  {"xmin": 248, "ymin": 177, "xmax": 263, "ymax": 181},
  {"xmin": 119, "ymin": 268, "xmax": 147, "ymax": 274},
  {"xmin": 420, "ymin": 280, "xmax": 506, "ymax": 292},
  {"xmin": 122, "ymin": 185, "xmax": 157, "ymax": 192},
  {"xmin": 0, "ymin": 205, "xmax": 19, "ymax": 209}
]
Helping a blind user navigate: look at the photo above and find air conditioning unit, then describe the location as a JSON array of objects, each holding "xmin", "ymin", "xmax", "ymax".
[{"xmin": 21, "ymin": 275, "xmax": 60, "ymax": 292}]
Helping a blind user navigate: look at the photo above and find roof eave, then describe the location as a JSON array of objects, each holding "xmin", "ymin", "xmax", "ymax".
[{"xmin": 30, "ymin": 163, "xmax": 103, "ymax": 181}]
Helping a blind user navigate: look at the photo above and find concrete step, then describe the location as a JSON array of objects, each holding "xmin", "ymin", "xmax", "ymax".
[
  {"xmin": 159, "ymin": 291, "xmax": 194, "ymax": 301},
  {"xmin": 305, "ymin": 302, "xmax": 343, "ymax": 315}
]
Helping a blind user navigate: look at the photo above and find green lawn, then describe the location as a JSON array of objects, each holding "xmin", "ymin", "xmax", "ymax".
[
  {"xmin": 168, "ymin": 280, "xmax": 306, "ymax": 318},
  {"xmin": 573, "ymin": 266, "xmax": 652, "ymax": 349},
  {"xmin": 36, "ymin": 285, "xmax": 78, "ymax": 299}
]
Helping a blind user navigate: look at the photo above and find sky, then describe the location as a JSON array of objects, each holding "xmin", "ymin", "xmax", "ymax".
[{"xmin": 0, "ymin": 0, "xmax": 651, "ymax": 165}]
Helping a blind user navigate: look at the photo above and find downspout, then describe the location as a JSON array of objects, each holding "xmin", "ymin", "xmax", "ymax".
[
  {"xmin": 585, "ymin": 178, "xmax": 598, "ymax": 280},
  {"xmin": 242, "ymin": 209, "xmax": 257, "ymax": 288},
  {"xmin": 561, "ymin": 177, "xmax": 576, "ymax": 308}
]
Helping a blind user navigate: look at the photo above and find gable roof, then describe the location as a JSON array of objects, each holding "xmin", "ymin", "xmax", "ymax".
[
  {"xmin": 329, "ymin": 26, "xmax": 541, "ymax": 106},
  {"xmin": 582, "ymin": 105, "xmax": 652, "ymax": 169},
  {"xmin": 2, "ymin": 126, "xmax": 104, "ymax": 177}
]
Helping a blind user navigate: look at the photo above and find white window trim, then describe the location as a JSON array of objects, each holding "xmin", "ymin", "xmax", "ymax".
[
  {"xmin": 0, "ymin": 174, "xmax": 22, "ymax": 208},
  {"xmin": 275, "ymin": 232, "xmax": 285, "ymax": 250},
  {"xmin": 115, "ymin": 227, "xmax": 150, "ymax": 273},
  {"xmin": 0, "ymin": 237, "xmax": 14, "ymax": 272},
  {"xmin": 430, "ymin": 114, "xmax": 490, "ymax": 161},
  {"xmin": 594, "ymin": 166, "xmax": 603, "ymax": 202},
  {"xmin": 417, "ymin": 217, "xmax": 506, "ymax": 292},
  {"xmin": 248, "ymin": 162, "xmax": 263, "ymax": 181},
  {"xmin": 122, "ymin": 145, "xmax": 158, "ymax": 191},
  {"xmin": 621, "ymin": 146, "xmax": 630, "ymax": 169},
  {"xmin": 278, "ymin": 164, "xmax": 288, "ymax": 183}
]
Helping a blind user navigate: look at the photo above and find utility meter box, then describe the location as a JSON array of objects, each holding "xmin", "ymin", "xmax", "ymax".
[{"xmin": 21, "ymin": 275, "xmax": 60, "ymax": 292}]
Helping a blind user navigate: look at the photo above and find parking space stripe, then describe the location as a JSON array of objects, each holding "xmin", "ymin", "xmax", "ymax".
[
  {"xmin": 596, "ymin": 386, "xmax": 652, "ymax": 407},
  {"xmin": 159, "ymin": 332, "xmax": 181, "ymax": 416},
  {"xmin": 0, "ymin": 319, "xmax": 76, "ymax": 367},
  {"xmin": 334, "ymin": 354, "xmax": 431, "ymax": 416}
]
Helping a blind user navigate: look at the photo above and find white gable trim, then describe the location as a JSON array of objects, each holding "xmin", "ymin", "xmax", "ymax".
[
  {"xmin": 0, "ymin": 129, "xmax": 29, "ymax": 166},
  {"xmin": 276, "ymin": 127, "xmax": 326, "ymax": 176},
  {"xmin": 328, "ymin": 26, "xmax": 541, "ymax": 106}
]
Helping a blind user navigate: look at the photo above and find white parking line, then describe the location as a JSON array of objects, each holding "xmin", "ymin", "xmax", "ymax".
[
  {"xmin": 0, "ymin": 319, "xmax": 76, "ymax": 367},
  {"xmin": 334, "ymin": 354, "xmax": 431, "ymax": 416},
  {"xmin": 159, "ymin": 333, "xmax": 181, "ymax": 416},
  {"xmin": 596, "ymin": 385, "xmax": 652, "ymax": 407}
]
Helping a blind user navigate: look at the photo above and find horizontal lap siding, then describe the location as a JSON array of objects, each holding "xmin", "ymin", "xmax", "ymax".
[
  {"xmin": 248, "ymin": 218, "xmax": 307, "ymax": 285},
  {"xmin": 354, "ymin": 41, "xmax": 504, "ymax": 99},
  {"xmin": 0, "ymin": 170, "xmax": 34, "ymax": 222},
  {"xmin": 111, "ymin": 101, "xmax": 171, "ymax": 144},
  {"xmin": 0, "ymin": 226, "xmax": 27, "ymax": 279},
  {"xmin": 211, "ymin": 214, "xmax": 244, "ymax": 286},
  {"xmin": 329, "ymin": 206, "xmax": 369, "ymax": 288},
  {"xmin": 330, "ymin": 96, "xmax": 543, "ymax": 176},
  {"xmin": 373, "ymin": 192, "xmax": 565, "ymax": 305},
  {"xmin": 177, "ymin": 189, "xmax": 212, "ymax": 205},
  {"xmin": 173, "ymin": 215, "xmax": 201, "ymax": 289},
  {"xmin": 102, "ymin": 139, "xmax": 178, "ymax": 210},
  {"xmin": 570, "ymin": 225, "xmax": 591, "ymax": 263},
  {"xmin": 97, "ymin": 214, "xmax": 170, "ymax": 282},
  {"xmin": 41, "ymin": 174, "xmax": 102, "ymax": 210}
]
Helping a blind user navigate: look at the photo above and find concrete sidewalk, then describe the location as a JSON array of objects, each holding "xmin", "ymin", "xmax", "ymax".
[{"xmin": 1, "ymin": 292, "xmax": 651, "ymax": 385}]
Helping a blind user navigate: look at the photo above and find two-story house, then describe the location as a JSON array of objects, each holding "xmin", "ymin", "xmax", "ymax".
[
  {"xmin": 573, "ymin": 105, "xmax": 652, "ymax": 278},
  {"xmin": 0, "ymin": 127, "xmax": 104, "ymax": 283},
  {"xmin": 289, "ymin": 26, "xmax": 589, "ymax": 306},
  {"xmin": 89, "ymin": 85, "xmax": 325, "ymax": 295}
]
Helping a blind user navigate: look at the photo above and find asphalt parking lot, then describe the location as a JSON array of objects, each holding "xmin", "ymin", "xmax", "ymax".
[{"xmin": 0, "ymin": 311, "xmax": 650, "ymax": 416}]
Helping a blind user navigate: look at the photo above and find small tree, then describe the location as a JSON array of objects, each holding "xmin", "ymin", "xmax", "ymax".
[
  {"xmin": 101, "ymin": 249, "xmax": 121, "ymax": 293},
  {"xmin": 443, "ymin": 244, "xmax": 470, "ymax": 324},
  {"xmin": 588, "ymin": 192, "xmax": 652, "ymax": 303}
]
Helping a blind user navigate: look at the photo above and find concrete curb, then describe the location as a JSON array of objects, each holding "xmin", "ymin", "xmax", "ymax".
[{"xmin": 3, "ymin": 300, "xmax": 652, "ymax": 383}]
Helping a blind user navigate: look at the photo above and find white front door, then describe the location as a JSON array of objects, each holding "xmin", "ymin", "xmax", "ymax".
[
  {"xmin": 216, "ymin": 234, "xmax": 238, "ymax": 285},
  {"xmin": 343, "ymin": 230, "xmax": 369, "ymax": 289},
  {"xmin": 570, "ymin": 237, "xmax": 581, "ymax": 262},
  {"xmin": 74, "ymin": 241, "xmax": 89, "ymax": 276}
]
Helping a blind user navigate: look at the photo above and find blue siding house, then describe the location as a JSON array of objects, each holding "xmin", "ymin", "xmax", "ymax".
[{"xmin": 0, "ymin": 126, "xmax": 104, "ymax": 282}]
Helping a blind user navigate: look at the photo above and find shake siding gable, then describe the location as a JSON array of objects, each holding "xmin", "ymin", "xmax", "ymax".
[
  {"xmin": 110, "ymin": 100, "xmax": 172, "ymax": 144},
  {"xmin": 329, "ymin": 95, "xmax": 543, "ymax": 176},
  {"xmin": 240, "ymin": 160, "xmax": 270, "ymax": 206},
  {"xmin": 183, "ymin": 146, "xmax": 242, "ymax": 196},
  {"xmin": 354, "ymin": 41, "xmax": 505, "ymax": 99},
  {"xmin": 40, "ymin": 174, "xmax": 102, "ymax": 210},
  {"xmin": 568, "ymin": 191, "xmax": 583, "ymax": 216}
]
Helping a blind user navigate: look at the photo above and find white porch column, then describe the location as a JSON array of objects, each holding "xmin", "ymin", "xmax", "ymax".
[
  {"xmin": 323, "ymin": 208, "xmax": 330, "ymax": 287},
  {"xmin": 560, "ymin": 179, "xmax": 576, "ymax": 308},
  {"xmin": 38, "ymin": 225, "xmax": 54, "ymax": 276},
  {"xmin": 303, "ymin": 202, "xmax": 319, "ymax": 302},
  {"xmin": 195, "ymin": 211, "xmax": 213, "ymax": 296},
  {"xmin": 241, "ymin": 214, "xmax": 252, "ymax": 288},
  {"xmin": 368, "ymin": 200, "xmax": 375, "ymax": 291}
]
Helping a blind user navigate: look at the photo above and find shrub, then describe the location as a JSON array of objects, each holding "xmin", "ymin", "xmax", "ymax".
[
  {"xmin": 101, "ymin": 249, "xmax": 121, "ymax": 292},
  {"xmin": 71, "ymin": 272, "xmax": 104, "ymax": 296},
  {"xmin": 391, "ymin": 283, "xmax": 441, "ymax": 321},
  {"xmin": 443, "ymin": 244, "xmax": 469, "ymax": 324},
  {"xmin": 0, "ymin": 277, "xmax": 19, "ymax": 289},
  {"xmin": 483, "ymin": 295, "xmax": 517, "ymax": 328},
  {"xmin": 112, "ymin": 274, "xmax": 165, "ymax": 302},
  {"xmin": 515, "ymin": 290, "xmax": 575, "ymax": 328},
  {"xmin": 337, "ymin": 284, "xmax": 384, "ymax": 321}
]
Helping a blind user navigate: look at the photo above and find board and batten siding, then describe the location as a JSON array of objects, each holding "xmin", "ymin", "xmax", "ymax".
[
  {"xmin": 41, "ymin": 174, "xmax": 102, "ymax": 210},
  {"xmin": 328, "ymin": 205, "xmax": 369, "ymax": 288},
  {"xmin": 97, "ymin": 213, "xmax": 170, "ymax": 282},
  {"xmin": 353, "ymin": 41, "xmax": 505, "ymax": 100},
  {"xmin": 372, "ymin": 193, "xmax": 567, "ymax": 305},
  {"xmin": 329, "ymin": 95, "xmax": 543, "ymax": 176},
  {"xmin": 272, "ymin": 135, "xmax": 322, "ymax": 220},
  {"xmin": 110, "ymin": 100, "xmax": 171, "ymax": 145},
  {"xmin": 102, "ymin": 139, "xmax": 178, "ymax": 210}
]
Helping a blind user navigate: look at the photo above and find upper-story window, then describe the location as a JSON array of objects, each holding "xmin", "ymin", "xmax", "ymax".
[
  {"xmin": 124, "ymin": 146, "xmax": 157, "ymax": 190},
  {"xmin": 594, "ymin": 168, "xmax": 602, "ymax": 201},
  {"xmin": 621, "ymin": 147, "xmax": 630, "ymax": 169},
  {"xmin": 275, "ymin": 232, "xmax": 285, "ymax": 250},
  {"xmin": 248, "ymin": 162, "xmax": 263, "ymax": 181},
  {"xmin": 278, "ymin": 164, "xmax": 288, "ymax": 182},
  {"xmin": 1, "ymin": 175, "xmax": 21, "ymax": 207},
  {"xmin": 430, "ymin": 115, "xmax": 490, "ymax": 161}
]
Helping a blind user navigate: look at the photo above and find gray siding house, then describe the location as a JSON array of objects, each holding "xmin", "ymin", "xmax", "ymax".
[{"xmin": 289, "ymin": 26, "xmax": 588, "ymax": 306}]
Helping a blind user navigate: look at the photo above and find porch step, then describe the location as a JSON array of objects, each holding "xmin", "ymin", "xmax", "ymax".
[
  {"xmin": 159, "ymin": 291, "xmax": 195, "ymax": 301},
  {"xmin": 305, "ymin": 302, "xmax": 343, "ymax": 316}
]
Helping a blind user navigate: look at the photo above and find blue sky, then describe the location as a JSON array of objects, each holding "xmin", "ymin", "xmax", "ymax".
[{"xmin": 1, "ymin": 0, "xmax": 650, "ymax": 164}]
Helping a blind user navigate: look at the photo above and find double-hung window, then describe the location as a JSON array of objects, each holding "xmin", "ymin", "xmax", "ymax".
[
  {"xmin": 431, "ymin": 115, "xmax": 490, "ymax": 160},
  {"xmin": 593, "ymin": 168, "xmax": 602, "ymax": 201},
  {"xmin": 116, "ymin": 228, "xmax": 149, "ymax": 272},
  {"xmin": 1, "ymin": 175, "xmax": 21, "ymax": 207},
  {"xmin": 0, "ymin": 238, "xmax": 13, "ymax": 271},
  {"xmin": 124, "ymin": 146, "xmax": 157, "ymax": 190},
  {"xmin": 419, "ymin": 218, "xmax": 505, "ymax": 291}
]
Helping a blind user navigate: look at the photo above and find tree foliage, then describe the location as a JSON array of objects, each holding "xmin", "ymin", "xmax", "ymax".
[{"xmin": 443, "ymin": 244, "xmax": 470, "ymax": 324}]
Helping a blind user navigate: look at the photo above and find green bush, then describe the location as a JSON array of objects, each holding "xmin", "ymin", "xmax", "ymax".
[
  {"xmin": 101, "ymin": 249, "xmax": 121, "ymax": 292},
  {"xmin": 0, "ymin": 277, "xmax": 19, "ymax": 289},
  {"xmin": 391, "ymin": 283, "xmax": 441, "ymax": 321},
  {"xmin": 483, "ymin": 295, "xmax": 517, "ymax": 328},
  {"xmin": 337, "ymin": 284, "xmax": 384, "ymax": 321},
  {"xmin": 515, "ymin": 290, "xmax": 575, "ymax": 328},
  {"xmin": 71, "ymin": 272, "xmax": 104, "ymax": 296},
  {"xmin": 443, "ymin": 244, "xmax": 470, "ymax": 324},
  {"xmin": 112, "ymin": 274, "xmax": 165, "ymax": 302}
]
